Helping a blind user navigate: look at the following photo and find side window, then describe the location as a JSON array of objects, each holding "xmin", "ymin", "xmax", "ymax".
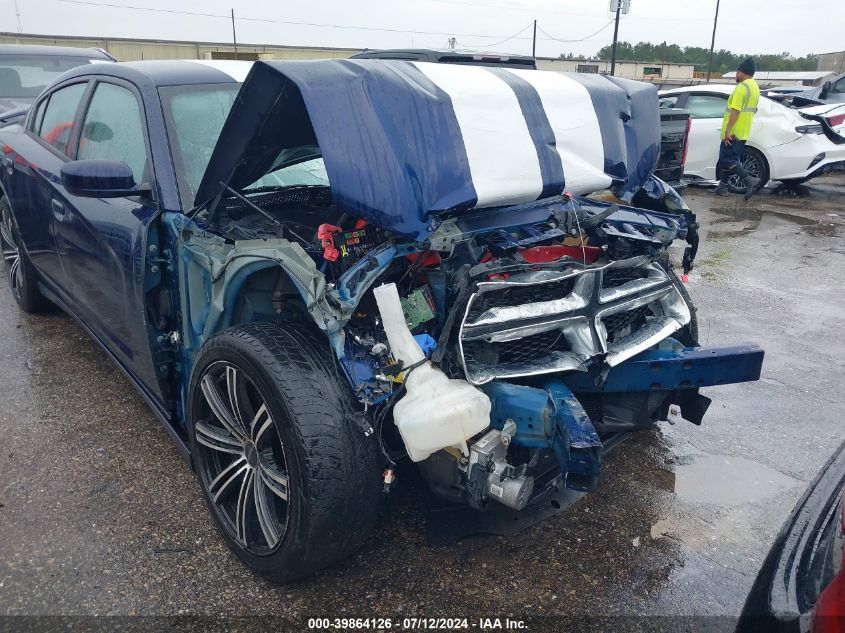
[
  {"xmin": 37, "ymin": 82, "xmax": 87, "ymax": 155},
  {"xmin": 77, "ymin": 82, "xmax": 149, "ymax": 183},
  {"xmin": 685, "ymin": 94, "xmax": 728, "ymax": 119},
  {"xmin": 831, "ymin": 77, "xmax": 845, "ymax": 94}
]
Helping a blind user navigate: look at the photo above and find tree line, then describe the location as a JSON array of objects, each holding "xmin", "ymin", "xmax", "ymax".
[{"xmin": 559, "ymin": 41, "xmax": 817, "ymax": 74}]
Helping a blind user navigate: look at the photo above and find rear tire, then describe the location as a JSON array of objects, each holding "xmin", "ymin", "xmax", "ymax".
[
  {"xmin": 0, "ymin": 196, "xmax": 51, "ymax": 313},
  {"xmin": 727, "ymin": 147, "xmax": 769, "ymax": 194},
  {"xmin": 188, "ymin": 321, "xmax": 382, "ymax": 582}
]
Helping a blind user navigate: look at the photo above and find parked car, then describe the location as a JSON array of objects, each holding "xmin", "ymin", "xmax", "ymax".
[
  {"xmin": 738, "ymin": 440, "xmax": 845, "ymax": 632},
  {"xmin": 768, "ymin": 73, "xmax": 845, "ymax": 107},
  {"xmin": 0, "ymin": 44, "xmax": 115, "ymax": 116},
  {"xmin": 808, "ymin": 72, "xmax": 845, "ymax": 104},
  {"xmin": 659, "ymin": 85, "xmax": 845, "ymax": 192},
  {"xmin": 0, "ymin": 59, "xmax": 763, "ymax": 581}
]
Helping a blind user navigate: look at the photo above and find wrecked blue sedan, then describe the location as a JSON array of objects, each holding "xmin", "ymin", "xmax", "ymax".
[{"xmin": 0, "ymin": 59, "xmax": 762, "ymax": 580}]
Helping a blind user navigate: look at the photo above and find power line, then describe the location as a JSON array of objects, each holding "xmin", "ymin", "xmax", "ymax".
[
  {"xmin": 455, "ymin": 21, "xmax": 615, "ymax": 52},
  {"xmin": 458, "ymin": 22, "xmax": 534, "ymax": 49},
  {"xmin": 536, "ymin": 21, "xmax": 615, "ymax": 43},
  {"xmin": 56, "ymin": 0, "xmax": 226, "ymax": 19},
  {"xmin": 427, "ymin": 0, "xmax": 606, "ymax": 18},
  {"xmin": 53, "ymin": 0, "xmax": 536, "ymax": 41},
  {"xmin": 432, "ymin": 0, "xmax": 710, "ymax": 23}
]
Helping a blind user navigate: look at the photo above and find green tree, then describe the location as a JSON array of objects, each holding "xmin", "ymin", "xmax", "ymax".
[{"xmin": 592, "ymin": 41, "xmax": 817, "ymax": 73}]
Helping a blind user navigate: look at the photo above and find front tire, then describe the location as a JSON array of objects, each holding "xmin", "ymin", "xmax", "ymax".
[
  {"xmin": 0, "ymin": 196, "xmax": 51, "ymax": 312},
  {"xmin": 727, "ymin": 147, "xmax": 769, "ymax": 194},
  {"xmin": 188, "ymin": 322, "xmax": 382, "ymax": 582}
]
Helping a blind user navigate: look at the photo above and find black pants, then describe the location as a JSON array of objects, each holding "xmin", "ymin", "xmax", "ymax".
[{"xmin": 716, "ymin": 139, "xmax": 748, "ymax": 183}]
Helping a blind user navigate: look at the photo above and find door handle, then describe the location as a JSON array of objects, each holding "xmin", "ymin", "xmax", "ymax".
[{"xmin": 51, "ymin": 199, "xmax": 66, "ymax": 221}]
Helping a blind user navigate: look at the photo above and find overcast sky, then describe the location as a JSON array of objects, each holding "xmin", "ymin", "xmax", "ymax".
[{"xmin": 4, "ymin": 0, "xmax": 843, "ymax": 59}]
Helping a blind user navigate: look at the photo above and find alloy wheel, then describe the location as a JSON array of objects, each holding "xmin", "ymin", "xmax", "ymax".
[
  {"xmin": 0, "ymin": 207, "xmax": 22, "ymax": 298},
  {"xmin": 727, "ymin": 153, "xmax": 762, "ymax": 191},
  {"xmin": 193, "ymin": 361, "xmax": 291, "ymax": 554}
]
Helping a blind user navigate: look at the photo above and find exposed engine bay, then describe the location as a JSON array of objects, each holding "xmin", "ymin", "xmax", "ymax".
[{"xmin": 174, "ymin": 175, "xmax": 764, "ymax": 522}]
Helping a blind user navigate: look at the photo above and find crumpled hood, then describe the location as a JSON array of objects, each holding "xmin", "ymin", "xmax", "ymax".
[{"xmin": 197, "ymin": 59, "xmax": 661, "ymax": 240}]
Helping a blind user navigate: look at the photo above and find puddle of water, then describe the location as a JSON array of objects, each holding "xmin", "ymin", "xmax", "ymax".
[
  {"xmin": 672, "ymin": 452, "xmax": 798, "ymax": 506},
  {"xmin": 687, "ymin": 179, "xmax": 845, "ymax": 243}
]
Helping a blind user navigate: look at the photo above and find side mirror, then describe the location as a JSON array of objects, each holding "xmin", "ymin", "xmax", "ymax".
[
  {"xmin": 61, "ymin": 159, "xmax": 150, "ymax": 198},
  {"xmin": 821, "ymin": 81, "xmax": 832, "ymax": 97}
]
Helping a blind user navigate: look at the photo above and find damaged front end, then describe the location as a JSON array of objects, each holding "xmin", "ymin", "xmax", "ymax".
[
  {"xmin": 171, "ymin": 186, "xmax": 762, "ymax": 524},
  {"xmin": 170, "ymin": 59, "xmax": 763, "ymax": 529}
]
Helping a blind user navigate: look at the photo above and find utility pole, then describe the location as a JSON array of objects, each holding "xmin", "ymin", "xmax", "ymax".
[
  {"xmin": 706, "ymin": 0, "xmax": 721, "ymax": 82},
  {"xmin": 532, "ymin": 19, "xmax": 537, "ymax": 58},
  {"xmin": 610, "ymin": 1, "xmax": 622, "ymax": 76},
  {"xmin": 12, "ymin": 0, "xmax": 22, "ymax": 35},
  {"xmin": 231, "ymin": 8, "xmax": 238, "ymax": 59}
]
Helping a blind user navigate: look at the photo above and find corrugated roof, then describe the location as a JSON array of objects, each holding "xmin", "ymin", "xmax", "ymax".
[{"xmin": 722, "ymin": 71, "xmax": 834, "ymax": 80}]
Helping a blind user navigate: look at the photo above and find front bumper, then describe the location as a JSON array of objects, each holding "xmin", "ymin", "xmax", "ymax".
[
  {"xmin": 429, "ymin": 343, "xmax": 764, "ymax": 542},
  {"xmin": 563, "ymin": 343, "xmax": 765, "ymax": 394},
  {"xmin": 477, "ymin": 342, "xmax": 764, "ymax": 510}
]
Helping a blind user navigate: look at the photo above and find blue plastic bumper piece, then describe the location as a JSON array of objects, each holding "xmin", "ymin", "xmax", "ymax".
[
  {"xmin": 483, "ymin": 379, "xmax": 602, "ymax": 492},
  {"xmin": 481, "ymin": 343, "xmax": 763, "ymax": 493},
  {"xmin": 562, "ymin": 344, "xmax": 764, "ymax": 393}
]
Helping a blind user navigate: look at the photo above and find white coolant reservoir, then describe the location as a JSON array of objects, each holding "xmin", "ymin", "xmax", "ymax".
[{"xmin": 373, "ymin": 283, "xmax": 491, "ymax": 462}]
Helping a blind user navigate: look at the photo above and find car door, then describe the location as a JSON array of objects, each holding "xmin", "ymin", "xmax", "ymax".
[
  {"xmin": 682, "ymin": 93, "xmax": 729, "ymax": 180},
  {"xmin": 53, "ymin": 78, "xmax": 166, "ymax": 403},
  {"xmin": 5, "ymin": 80, "xmax": 90, "ymax": 301}
]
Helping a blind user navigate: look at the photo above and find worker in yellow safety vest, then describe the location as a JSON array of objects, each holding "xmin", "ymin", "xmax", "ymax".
[{"xmin": 716, "ymin": 57, "xmax": 761, "ymax": 200}]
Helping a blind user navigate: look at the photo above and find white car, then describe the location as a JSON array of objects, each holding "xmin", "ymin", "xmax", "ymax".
[{"xmin": 659, "ymin": 85, "xmax": 845, "ymax": 191}]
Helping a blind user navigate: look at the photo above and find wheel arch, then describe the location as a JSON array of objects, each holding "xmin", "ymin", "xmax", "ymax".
[
  {"xmin": 743, "ymin": 143, "xmax": 772, "ymax": 179},
  {"xmin": 176, "ymin": 252, "xmax": 338, "ymax": 424}
]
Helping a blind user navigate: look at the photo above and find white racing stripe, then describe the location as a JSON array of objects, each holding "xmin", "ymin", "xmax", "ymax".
[
  {"xmin": 185, "ymin": 59, "xmax": 254, "ymax": 83},
  {"xmin": 504, "ymin": 69, "xmax": 612, "ymax": 195},
  {"xmin": 412, "ymin": 61, "xmax": 544, "ymax": 208}
]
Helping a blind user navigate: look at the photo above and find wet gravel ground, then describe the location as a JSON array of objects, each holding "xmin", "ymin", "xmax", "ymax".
[{"xmin": 1, "ymin": 175, "xmax": 844, "ymax": 630}]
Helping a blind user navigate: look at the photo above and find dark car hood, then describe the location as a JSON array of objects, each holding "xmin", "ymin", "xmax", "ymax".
[{"xmin": 197, "ymin": 59, "xmax": 661, "ymax": 240}]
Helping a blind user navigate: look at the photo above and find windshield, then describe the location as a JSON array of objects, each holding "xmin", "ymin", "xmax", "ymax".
[
  {"xmin": 246, "ymin": 157, "xmax": 328, "ymax": 191},
  {"xmin": 159, "ymin": 83, "xmax": 328, "ymax": 210},
  {"xmin": 0, "ymin": 54, "xmax": 101, "ymax": 100}
]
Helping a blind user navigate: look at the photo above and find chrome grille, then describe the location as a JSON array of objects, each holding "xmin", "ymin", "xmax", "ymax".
[
  {"xmin": 602, "ymin": 304, "xmax": 651, "ymax": 342},
  {"xmin": 465, "ymin": 277, "xmax": 576, "ymax": 320},
  {"xmin": 602, "ymin": 267, "xmax": 648, "ymax": 288},
  {"xmin": 464, "ymin": 329, "xmax": 571, "ymax": 369},
  {"xmin": 457, "ymin": 260, "xmax": 691, "ymax": 385}
]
